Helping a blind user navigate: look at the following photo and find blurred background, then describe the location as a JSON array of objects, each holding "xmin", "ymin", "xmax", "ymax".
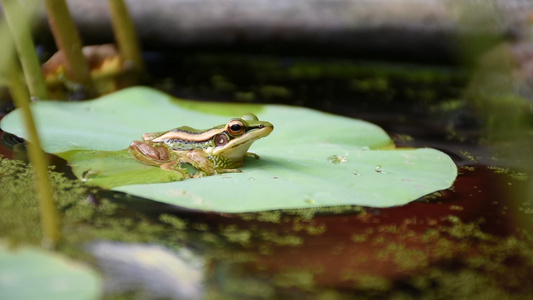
[{"xmin": 1, "ymin": 0, "xmax": 533, "ymax": 299}]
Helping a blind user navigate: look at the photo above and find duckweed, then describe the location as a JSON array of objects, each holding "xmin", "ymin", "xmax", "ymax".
[
  {"xmin": 0, "ymin": 156, "xmax": 187, "ymax": 258},
  {"xmin": 274, "ymin": 270, "xmax": 316, "ymax": 291}
]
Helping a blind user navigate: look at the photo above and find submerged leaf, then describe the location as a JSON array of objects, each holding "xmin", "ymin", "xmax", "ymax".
[
  {"xmin": 1, "ymin": 87, "xmax": 457, "ymax": 212},
  {"xmin": 88, "ymin": 241, "xmax": 204, "ymax": 299},
  {"xmin": 0, "ymin": 242, "xmax": 102, "ymax": 300}
]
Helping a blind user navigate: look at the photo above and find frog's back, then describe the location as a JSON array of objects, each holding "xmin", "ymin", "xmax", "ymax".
[
  {"xmin": 164, "ymin": 138, "xmax": 214, "ymax": 151},
  {"xmin": 158, "ymin": 125, "xmax": 221, "ymax": 151}
]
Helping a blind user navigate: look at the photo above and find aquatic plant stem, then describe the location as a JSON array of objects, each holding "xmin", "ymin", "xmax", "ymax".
[
  {"xmin": 6, "ymin": 61, "xmax": 60, "ymax": 249},
  {"xmin": 1, "ymin": 0, "xmax": 48, "ymax": 100},
  {"xmin": 108, "ymin": 0, "xmax": 145, "ymax": 74},
  {"xmin": 43, "ymin": 0, "xmax": 95, "ymax": 98}
]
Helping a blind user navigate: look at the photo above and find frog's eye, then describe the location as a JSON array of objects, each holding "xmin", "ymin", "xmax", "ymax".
[
  {"xmin": 214, "ymin": 134, "xmax": 228, "ymax": 146},
  {"xmin": 227, "ymin": 120, "xmax": 245, "ymax": 137}
]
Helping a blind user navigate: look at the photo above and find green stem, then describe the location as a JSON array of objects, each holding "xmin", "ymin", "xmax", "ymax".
[
  {"xmin": 6, "ymin": 60, "xmax": 61, "ymax": 248},
  {"xmin": 1, "ymin": 0, "xmax": 48, "ymax": 100},
  {"xmin": 43, "ymin": 0, "xmax": 95, "ymax": 98},
  {"xmin": 108, "ymin": 0, "xmax": 145, "ymax": 74}
]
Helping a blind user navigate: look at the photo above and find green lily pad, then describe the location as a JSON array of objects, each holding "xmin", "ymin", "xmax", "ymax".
[
  {"xmin": 0, "ymin": 242, "xmax": 102, "ymax": 300},
  {"xmin": 0, "ymin": 87, "xmax": 457, "ymax": 212}
]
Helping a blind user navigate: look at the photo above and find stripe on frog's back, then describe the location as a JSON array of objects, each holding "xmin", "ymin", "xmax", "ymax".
[{"xmin": 151, "ymin": 126, "xmax": 224, "ymax": 143}]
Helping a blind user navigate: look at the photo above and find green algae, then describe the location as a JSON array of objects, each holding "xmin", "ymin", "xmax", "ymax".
[
  {"xmin": 217, "ymin": 277, "xmax": 275, "ymax": 299},
  {"xmin": 258, "ymin": 231, "xmax": 303, "ymax": 247},
  {"xmin": 344, "ymin": 274, "xmax": 393, "ymax": 291},
  {"xmin": 274, "ymin": 269, "xmax": 317, "ymax": 291},
  {"xmin": 159, "ymin": 213, "xmax": 188, "ymax": 230},
  {"xmin": 259, "ymin": 85, "xmax": 292, "ymax": 100},
  {"xmin": 280, "ymin": 205, "xmax": 366, "ymax": 221},
  {"xmin": 292, "ymin": 222, "xmax": 326, "ymax": 236},
  {"xmin": 0, "ymin": 156, "xmax": 187, "ymax": 258},
  {"xmin": 220, "ymin": 225, "xmax": 252, "ymax": 246},
  {"xmin": 488, "ymin": 166, "xmax": 529, "ymax": 181},
  {"xmin": 256, "ymin": 211, "xmax": 282, "ymax": 223}
]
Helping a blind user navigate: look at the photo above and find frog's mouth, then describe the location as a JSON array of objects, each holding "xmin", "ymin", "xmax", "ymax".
[{"xmin": 213, "ymin": 123, "xmax": 273, "ymax": 159}]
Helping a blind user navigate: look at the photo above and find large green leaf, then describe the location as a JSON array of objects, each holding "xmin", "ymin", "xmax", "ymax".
[
  {"xmin": 1, "ymin": 87, "xmax": 457, "ymax": 212},
  {"xmin": 0, "ymin": 242, "xmax": 102, "ymax": 300}
]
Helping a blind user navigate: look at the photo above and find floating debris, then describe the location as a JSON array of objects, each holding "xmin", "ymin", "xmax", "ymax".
[
  {"xmin": 327, "ymin": 155, "xmax": 348, "ymax": 164},
  {"xmin": 305, "ymin": 197, "xmax": 316, "ymax": 205}
]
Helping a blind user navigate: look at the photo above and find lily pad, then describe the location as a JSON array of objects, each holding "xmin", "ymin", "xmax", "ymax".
[
  {"xmin": 0, "ymin": 242, "xmax": 102, "ymax": 300},
  {"xmin": 0, "ymin": 87, "xmax": 457, "ymax": 212}
]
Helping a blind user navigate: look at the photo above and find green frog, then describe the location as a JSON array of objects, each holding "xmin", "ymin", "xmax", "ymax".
[{"xmin": 129, "ymin": 113, "xmax": 273, "ymax": 176}]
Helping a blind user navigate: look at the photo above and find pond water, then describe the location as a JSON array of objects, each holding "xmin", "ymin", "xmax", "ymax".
[{"xmin": 1, "ymin": 53, "xmax": 532, "ymax": 299}]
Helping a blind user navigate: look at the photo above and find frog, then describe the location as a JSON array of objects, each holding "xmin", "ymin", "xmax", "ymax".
[{"xmin": 128, "ymin": 113, "xmax": 273, "ymax": 176}]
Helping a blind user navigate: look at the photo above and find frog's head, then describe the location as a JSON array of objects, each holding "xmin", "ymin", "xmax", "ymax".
[{"xmin": 212, "ymin": 113, "xmax": 273, "ymax": 161}]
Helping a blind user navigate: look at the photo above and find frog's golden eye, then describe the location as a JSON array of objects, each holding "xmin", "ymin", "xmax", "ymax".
[
  {"xmin": 227, "ymin": 120, "xmax": 245, "ymax": 137},
  {"xmin": 214, "ymin": 133, "xmax": 228, "ymax": 146}
]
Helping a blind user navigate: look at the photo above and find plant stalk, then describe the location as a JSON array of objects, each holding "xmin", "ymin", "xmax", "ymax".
[
  {"xmin": 1, "ymin": 0, "xmax": 48, "ymax": 100},
  {"xmin": 43, "ymin": 0, "xmax": 95, "ymax": 98},
  {"xmin": 5, "ymin": 60, "xmax": 61, "ymax": 249},
  {"xmin": 108, "ymin": 0, "xmax": 145, "ymax": 74}
]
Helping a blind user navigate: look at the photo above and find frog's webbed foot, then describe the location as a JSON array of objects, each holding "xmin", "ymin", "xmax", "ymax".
[
  {"xmin": 246, "ymin": 152, "xmax": 260, "ymax": 159},
  {"xmin": 157, "ymin": 161, "xmax": 187, "ymax": 177},
  {"xmin": 184, "ymin": 150, "xmax": 244, "ymax": 176}
]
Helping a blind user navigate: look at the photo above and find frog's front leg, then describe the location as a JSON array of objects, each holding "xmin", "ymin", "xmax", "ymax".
[{"xmin": 182, "ymin": 150, "xmax": 242, "ymax": 176}]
